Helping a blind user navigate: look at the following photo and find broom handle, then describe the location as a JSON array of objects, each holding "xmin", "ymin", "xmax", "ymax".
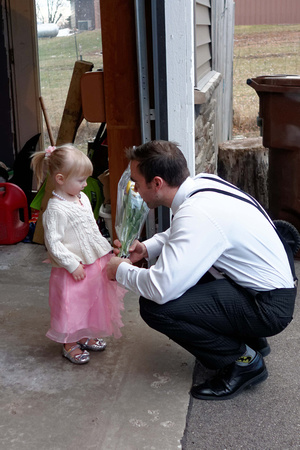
[{"xmin": 39, "ymin": 96, "xmax": 55, "ymax": 146}]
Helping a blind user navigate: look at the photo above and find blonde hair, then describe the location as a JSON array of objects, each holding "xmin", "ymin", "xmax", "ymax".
[{"xmin": 31, "ymin": 144, "xmax": 93, "ymax": 187}]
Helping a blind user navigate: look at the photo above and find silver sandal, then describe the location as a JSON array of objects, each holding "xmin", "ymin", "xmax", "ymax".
[
  {"xmin": 78, "ymin": 338, "xmax": 107, "ymax": 352},
  {"xmin": 63, "ymin": 344, "xmax": 90, "ymax": 364}
]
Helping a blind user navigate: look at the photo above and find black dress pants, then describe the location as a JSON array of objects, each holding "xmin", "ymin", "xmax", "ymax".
[{"xmin": 139, "ymin": 276, "xmax": 296, "ymax": 369}]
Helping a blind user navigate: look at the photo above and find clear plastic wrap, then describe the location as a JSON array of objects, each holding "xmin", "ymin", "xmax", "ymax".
[{"xmin": 115, "ymin": 165, "xmax": 149, "ymax": 257}]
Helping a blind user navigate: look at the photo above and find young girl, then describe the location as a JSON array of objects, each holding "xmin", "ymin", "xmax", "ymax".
[{"xmin": 31, "ymin": 144, "xmax": 125, "ymax": 364}]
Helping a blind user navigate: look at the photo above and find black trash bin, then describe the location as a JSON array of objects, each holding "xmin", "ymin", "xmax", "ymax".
[{"xmin": 247, "ymin": 75, "xmax": 300, "ymax": 232}]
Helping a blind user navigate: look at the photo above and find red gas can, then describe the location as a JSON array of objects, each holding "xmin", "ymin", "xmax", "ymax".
[{"xmin": 0, "ymin": 182, "xmax": 29, "ymax": 244}]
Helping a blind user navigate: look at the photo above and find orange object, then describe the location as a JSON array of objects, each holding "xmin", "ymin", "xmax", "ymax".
[
  {"xmin": 81, "ymin": 70, "xmax": 106, "ymax": 123},
  {"xmin": 0, "ymin": 183, "xmax": 29, "ymax": 244}
]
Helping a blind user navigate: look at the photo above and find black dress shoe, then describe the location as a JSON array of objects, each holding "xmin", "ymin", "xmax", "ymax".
[
  {"xmin": 245, "ymin": 337, "xmax": 270, "ymax": 357},
  {"xmin": 191, "ymin": 353, "xmax": 268, "ymax": 401}
]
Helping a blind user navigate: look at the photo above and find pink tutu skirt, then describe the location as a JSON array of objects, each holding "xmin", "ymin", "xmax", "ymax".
[{"xmin": 46, "ymin": 253, "xmax": 126, "ymax": 343}]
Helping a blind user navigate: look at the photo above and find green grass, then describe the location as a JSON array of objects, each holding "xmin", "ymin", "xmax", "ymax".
[
  {"xmin": 233, "ymin": 24, "xmax": 300, "ymax": 136},
  {"xmin": 38, "ymin": 30, "xmax": 103, "ymax": 151},
  {"xmin": 38, "ymin": 30, "xmax": 103, "ymax": 65},
  {"xmin": 38, "ymin": 25, "xmax": 300, "ymax": 145}
]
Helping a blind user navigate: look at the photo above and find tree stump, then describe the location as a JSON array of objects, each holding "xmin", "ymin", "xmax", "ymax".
[{"xmin": 218, "ymin": 137, "xmax": 269, "ymax": 210}]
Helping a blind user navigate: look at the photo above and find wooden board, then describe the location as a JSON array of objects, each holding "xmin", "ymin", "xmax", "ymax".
[{"xmin": 56, "ymin": 60, "xmax": 94, "ymax": 146}]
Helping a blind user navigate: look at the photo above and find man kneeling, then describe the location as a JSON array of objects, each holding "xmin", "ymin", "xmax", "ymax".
[{"xmin": 107, "ymin": 140, "xmax": 297, "ymax": 400}]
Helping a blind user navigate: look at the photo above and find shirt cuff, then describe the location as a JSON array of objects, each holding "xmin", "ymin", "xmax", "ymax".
[
  {"xmin": 143, "ymin": 239, "xmax": 161, "ymax": 261},
  {"xmin": 116, "ymin": 261, "xmax": 139, "ymax": 286}
]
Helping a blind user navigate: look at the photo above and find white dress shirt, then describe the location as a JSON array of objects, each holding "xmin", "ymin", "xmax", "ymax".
[{"xmin": 116, "ymin": 174, "xmax": 294, "ymax": 304}]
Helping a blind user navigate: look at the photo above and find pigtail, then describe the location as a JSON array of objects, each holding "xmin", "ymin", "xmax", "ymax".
[{"xmin": 31, "ymin": 150, "xmax": 49, "ymax": 188}]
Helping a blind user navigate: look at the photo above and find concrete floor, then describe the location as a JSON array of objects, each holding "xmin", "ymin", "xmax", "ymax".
[
  {"xmin": 1, "ymin": 242, "xmax": 300, "ymax": 450},
  {"xmin": 0, "ymin": 243, "xmax": 194, "ymax": 450},
  {"xmin": 183, "ymin": 263, "xmax": 300, "ymax": 450}
]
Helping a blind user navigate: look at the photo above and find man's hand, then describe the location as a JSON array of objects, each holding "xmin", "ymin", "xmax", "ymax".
[
  {"xmin": 72, "ymin": 263, "xmax": 86, "ymax": 281},
  {"xmin": 106, "ymin": 255, "xmax": 132, "ymax": 280},
  {"xmin": 113, "ymin": 239, "xmax": 148, "ymax": 264}
]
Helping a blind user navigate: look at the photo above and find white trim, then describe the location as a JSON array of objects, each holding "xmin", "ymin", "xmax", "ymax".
[
  {"xmin": 165, "ymin": 0, "xmax": 195, "ymax": 177},
  {"xmin": 194, "ymin": 70, "xmax": 222, "ymax": 104}
]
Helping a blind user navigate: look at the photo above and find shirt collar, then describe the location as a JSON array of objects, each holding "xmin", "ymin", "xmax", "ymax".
[{"xmin": 171, "ymin": 176, "xmax": 197, "ymax": 215}]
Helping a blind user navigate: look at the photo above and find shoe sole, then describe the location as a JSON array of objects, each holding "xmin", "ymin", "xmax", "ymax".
[
  {"xmin": 191, "ymin": 368, "xmax": 268, "ymax": 401},
  {"xmin": 62, "ymin": 355, "xmax": 90, "ymax": 364}
]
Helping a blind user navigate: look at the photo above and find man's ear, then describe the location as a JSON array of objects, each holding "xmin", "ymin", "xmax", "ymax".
[
  {"xmin": 55, "ymin": 173, "xmax": 65, "ymax": 185},
  {"xmin": 153, "ymin": 176, "xmax": 163, "ymax": 190}
]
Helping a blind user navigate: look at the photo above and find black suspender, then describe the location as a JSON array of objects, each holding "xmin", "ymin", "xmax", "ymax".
[
  {"xmin": 189, "ymin": 176, "xmax": 297, "ymax": 283},
  {"xmin": 190, "ymin": 176, "xmax": 274, "ymax": 227}
]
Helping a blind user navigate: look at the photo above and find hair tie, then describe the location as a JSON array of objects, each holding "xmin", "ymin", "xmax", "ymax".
[{"xmin": 45, "ymin": 146, "xmax": 56, "ymax": 158}]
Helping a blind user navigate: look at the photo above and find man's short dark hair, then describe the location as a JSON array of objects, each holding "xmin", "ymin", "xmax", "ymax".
[{"xmin": 126, "ymin": 140, "xmax": 190, "ymax": 186}]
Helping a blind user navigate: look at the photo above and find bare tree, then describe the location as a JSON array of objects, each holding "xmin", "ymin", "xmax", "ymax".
[
  {"xmin": 47, "ymin": 0, "xmax": 63, "ymax": 24},
  {"xmin": 36, "ymin": 0, "xmax": 66, "ymax": 24},
  {"xmin": 35, "ymin": 1, "xmax": 46, "ymax": 23}
]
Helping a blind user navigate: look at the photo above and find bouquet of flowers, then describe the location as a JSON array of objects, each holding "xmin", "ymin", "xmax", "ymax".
[{"xmin": 115, "ymin": 165, "xmax": 149, "ymax": 258}]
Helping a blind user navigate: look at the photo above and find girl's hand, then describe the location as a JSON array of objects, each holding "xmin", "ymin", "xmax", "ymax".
[
  {"xmin": 72, "ymin": 263, "xmax": 86, "ymax": 281},
  {"xmin": 112, "ymin": 239, "xmax": 122, "ymax": 256}
]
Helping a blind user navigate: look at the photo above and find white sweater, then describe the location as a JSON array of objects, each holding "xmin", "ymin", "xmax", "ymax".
[{"xmin": 43, "ymin": 192, "xmax": 112, "ymax": 273}]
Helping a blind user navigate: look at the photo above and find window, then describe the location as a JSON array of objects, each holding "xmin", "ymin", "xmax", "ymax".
[{"xmin": 194, "ymin": 0, "xmax": 211, "ymax": 86}]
